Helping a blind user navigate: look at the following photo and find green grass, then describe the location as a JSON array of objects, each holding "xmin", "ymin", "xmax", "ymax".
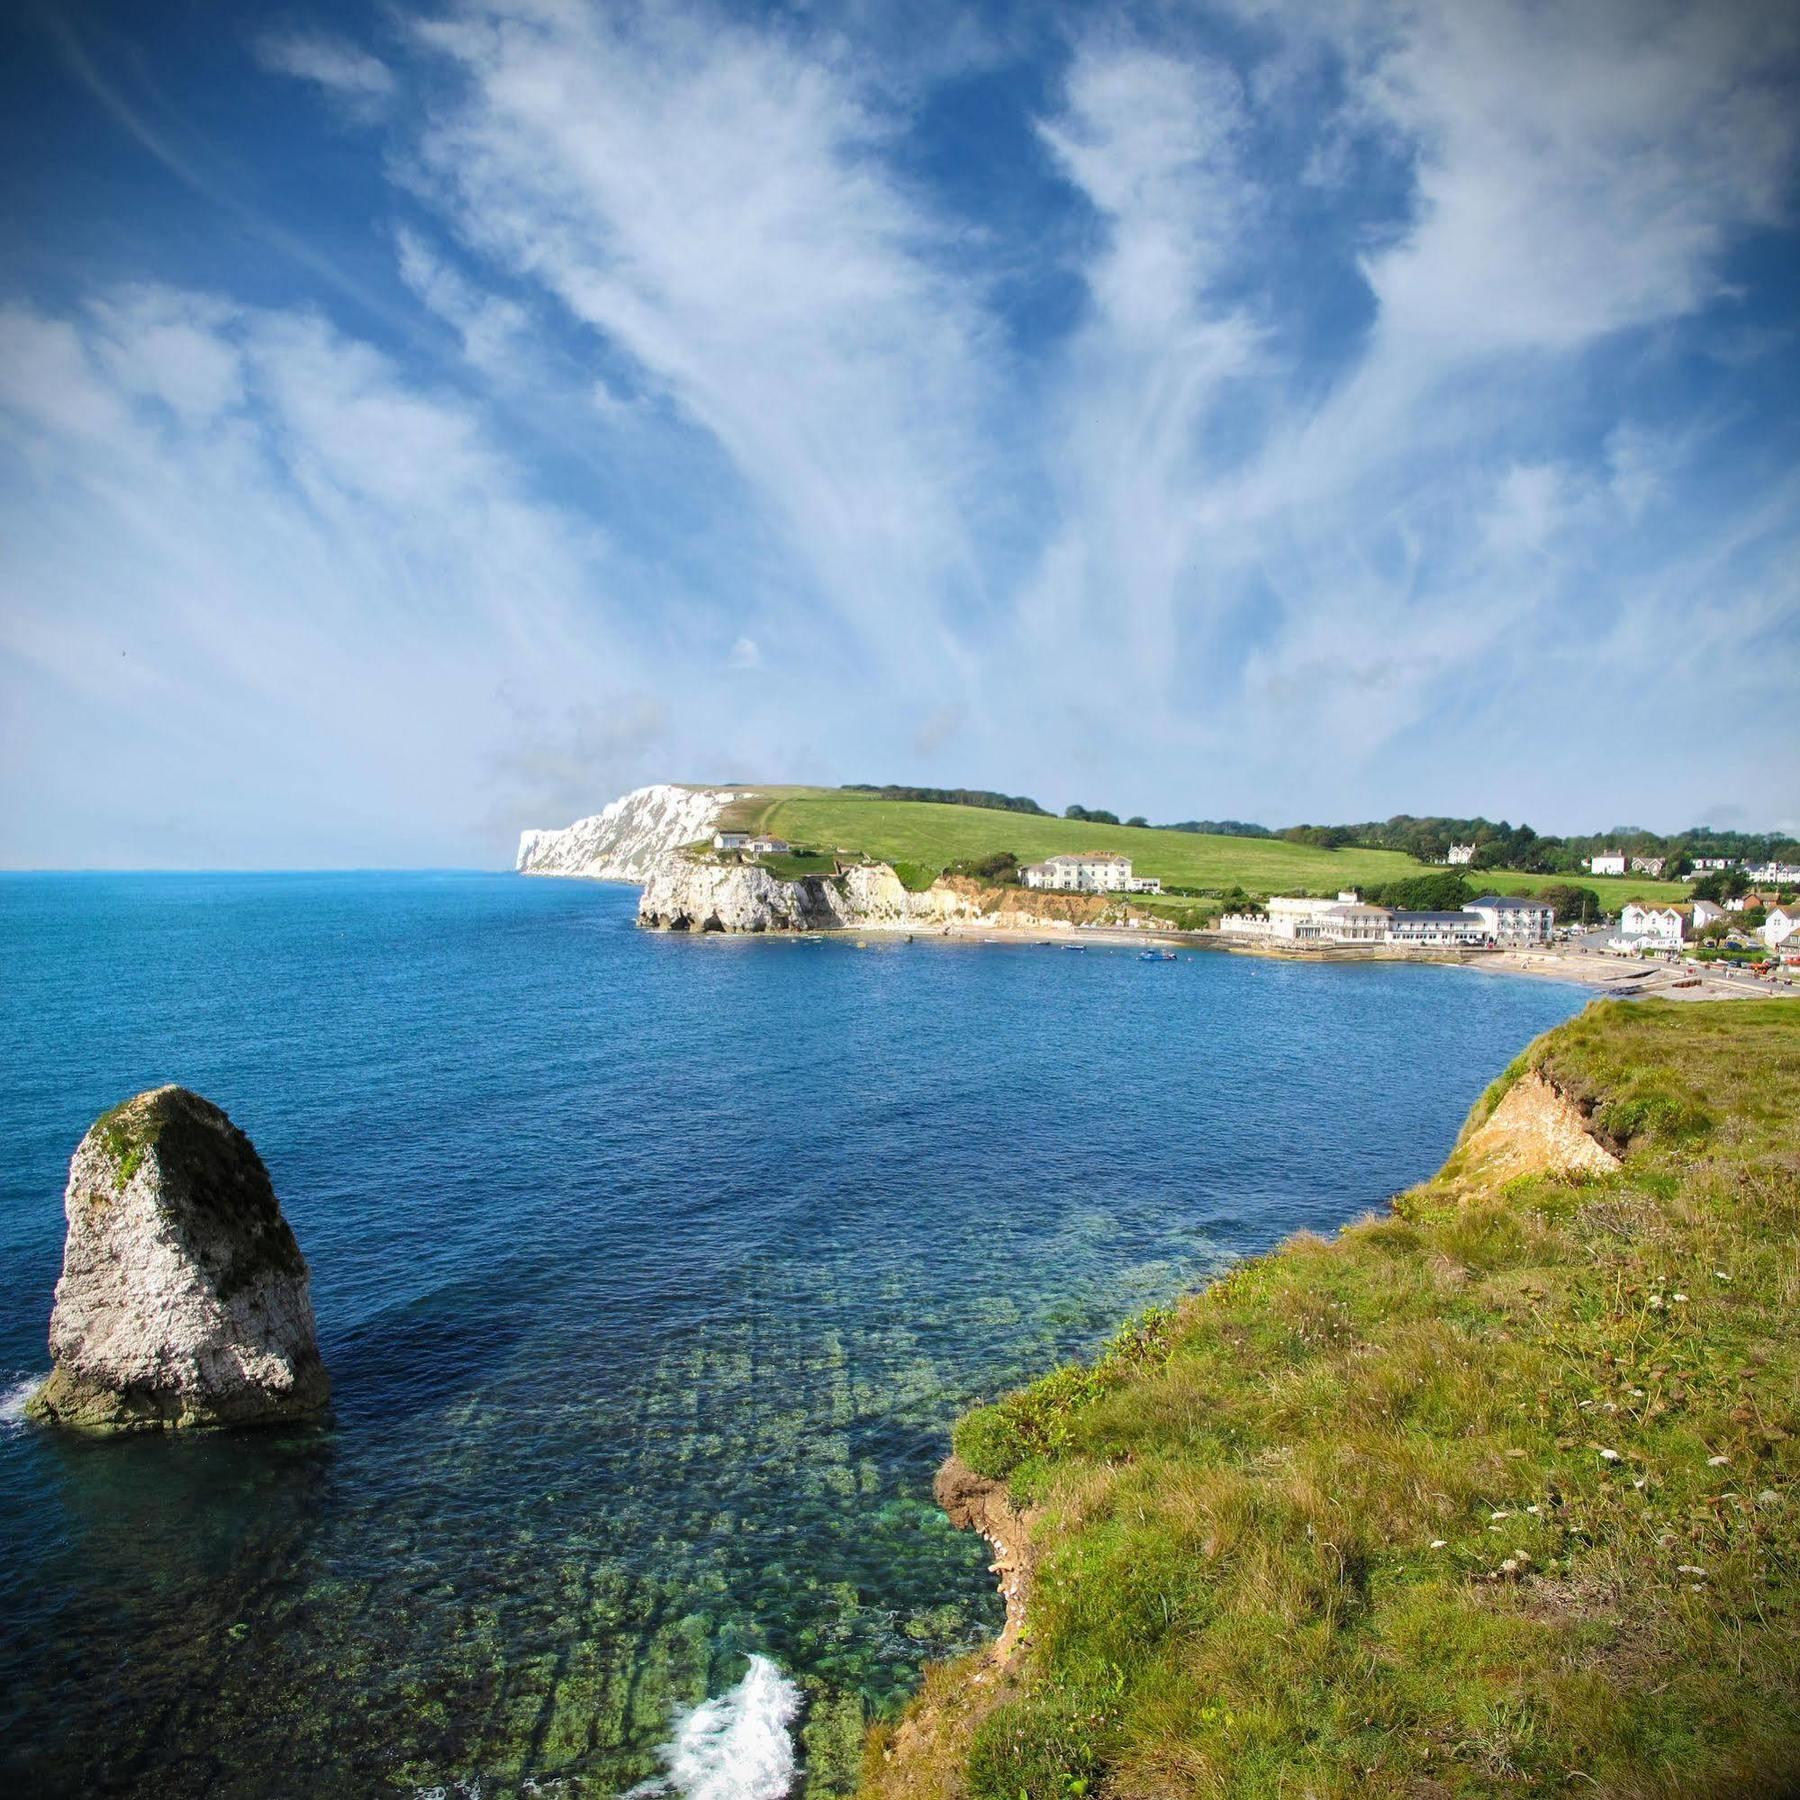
[
  {"xmin": 1479, "ymin": 868, "xmax": 1695, "ymax": 909},
  {"xmin": 864, "ymin": 1000, "xmax": 1800, "ymax": 1798},
  {"xmin": 700, "ymin": 789, "xmax": 1698, "ymax": 910},
  {"xmin": 757, "ymin": 851, "xmax": 839, "ymax": 879},
  {"xmin": 752, "ymin": 795, "xmax": 1422, "ymax": 895}
]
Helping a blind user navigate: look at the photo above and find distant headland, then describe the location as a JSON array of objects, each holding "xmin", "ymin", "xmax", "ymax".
[{"xmin": 517, "ymin": 784, "xmax": 1799, "ymax": 997}]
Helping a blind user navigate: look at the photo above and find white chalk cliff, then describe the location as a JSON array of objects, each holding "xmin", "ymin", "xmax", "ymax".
[
  {"xmin": 635, "ymin": 856, "xmax": 1127, "ymax": 934},
  {"xmin": 522, "ymin": 785, "xmax": 1148, "ymax": 934},
  {"xmin": 636, "ymin": 858, "xmax": 988, "ymax": 932},
  {"xmin": 517, "ymin": 784, "xmax": 756, "ymax": 881}
]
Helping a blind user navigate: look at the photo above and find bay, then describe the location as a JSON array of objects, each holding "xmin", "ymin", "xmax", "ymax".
[{"xmin": 0, "ymin": 872, "xmax": 1588, "ymax": 1797}]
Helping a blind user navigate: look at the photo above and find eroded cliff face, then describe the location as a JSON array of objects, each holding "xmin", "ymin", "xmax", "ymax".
[
  {"xmin": 28, "ymin": 1086, "xmax": 330, "ymax": 1433},
  {"xmin": 635, "ymin": 855, "xmax": 1131, "ymax": 934},
  {"xmin": 1454, "ymin": 1067, "xmax": 1622, "ymax": 1183},
  {"xmin": 517, "ymin": 784, "xmax": 756, "ymax": 880}
]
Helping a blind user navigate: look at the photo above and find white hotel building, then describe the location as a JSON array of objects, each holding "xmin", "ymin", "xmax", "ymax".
[
  {"xmin": 1219, "ymin": 892, "xmax": 1554, "ymax": 947},
  {"xmin": 1021, "ymin": 852, "xmax": 1162, "ymax": 894}
]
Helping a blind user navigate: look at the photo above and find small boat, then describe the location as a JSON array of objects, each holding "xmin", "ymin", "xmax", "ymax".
[{"xmin": 1139, "ymin": 949, "xmax": 1177, "ymax": 962}]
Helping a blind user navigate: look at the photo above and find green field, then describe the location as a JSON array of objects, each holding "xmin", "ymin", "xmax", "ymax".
[
  {"xmin": 865, "ymin": 1000, "xmax": 1800, "ymax": 1797},
  {"xmin": 1480, "ymin": 867, "xmax": 1694, "ymax": 908},
  {"xmin": 725, "ymin": 790, "xmax": 1421, "ymax": 894},
  {"xmin": 706, "ymin": 788, "xmax": 1697, "ymax": 907}
]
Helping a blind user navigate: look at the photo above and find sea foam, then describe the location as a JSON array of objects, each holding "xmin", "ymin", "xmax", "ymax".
[
  {"xmin": 0, "ymin": 1374, "xmax": 41, "ymax": 1433},
  {"xmin": 637, "ymin": 1654, "xmax": 801, "ymax": 1800}
]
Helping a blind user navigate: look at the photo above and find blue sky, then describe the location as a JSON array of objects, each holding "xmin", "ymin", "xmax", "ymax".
[{"xmin": 2, "ymin": 0, "xmax": 1797, "ymax": 867}]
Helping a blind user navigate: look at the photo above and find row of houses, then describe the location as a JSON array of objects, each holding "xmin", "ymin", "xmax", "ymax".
[
  {"xmin": 1588, "ymin": 852, "xmax": 1800, "ymax": 882},
  {"xmin": 1585, "ymin": 850, "xmax": 1670, "ymax": 877},
  {"xmin": 1220, "ymin": 892, "xmax": 1554, "ymax": 948},
  {"xmin": 1618, "ymin": 899, "xmax": 1798, "ymax": 951},
  {"xmin": 1687, "ymin": 858, "xmax": 1800, "ymax": 881}
]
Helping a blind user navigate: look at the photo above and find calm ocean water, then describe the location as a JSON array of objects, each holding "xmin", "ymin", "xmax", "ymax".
[{"xmin": 0, "ymin": 873, "xmax": 1589, "ymax": 1798}]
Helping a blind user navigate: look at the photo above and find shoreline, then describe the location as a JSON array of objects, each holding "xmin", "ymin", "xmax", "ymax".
[
  {"xmin": 802, "ymin": 916, "xmax": 1795, "ymax": 1000},
  {"xmin": 863, "ymin": 998, "xmax": 1800, "ymax": 1795}
]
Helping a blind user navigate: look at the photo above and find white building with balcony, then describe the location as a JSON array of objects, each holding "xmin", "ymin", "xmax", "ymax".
[
  {"xmin": 1386, "ymin": 911, "xmax": 1488, "ymax": 947},
  {"xmin": 1466, "ymin": 896, "xmax": 1555, "ymax": 944}
]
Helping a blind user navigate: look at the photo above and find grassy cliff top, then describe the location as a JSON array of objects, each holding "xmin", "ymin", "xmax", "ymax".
[
  {"xmin": 864, "ymin": 999, "xmax": 1800, "ymax": 1798},
  {"xmin": 706, "ymin": 789, "xmax": 1694, "ymax": 905}
]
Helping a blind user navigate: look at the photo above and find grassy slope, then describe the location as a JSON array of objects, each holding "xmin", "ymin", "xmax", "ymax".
[
  {"xmin": 1482, "ymin": 869, "xmax": 1697, "ymax": 910},
  {"xmin": 707, "ymin": 790, "xmax": 1695, "ymax": 906},
  {"xmin": 758, "ymin": 796, "xmax": 1421, "ymax": 893},
  {"xmin": 864, "ymin": 1000, "xmax": 1800, "ymax": 1798}
]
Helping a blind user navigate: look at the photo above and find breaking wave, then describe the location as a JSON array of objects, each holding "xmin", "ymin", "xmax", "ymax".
[
  {"xmin": 634, "ymin": 1654, "xmax": 801, "ymax": 1800},
  {"xmin": 0, "ymin": 1374, "xmax": 41, "ymax": 1433}
]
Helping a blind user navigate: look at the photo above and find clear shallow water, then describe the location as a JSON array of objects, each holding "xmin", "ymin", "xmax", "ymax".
[{"xmin": 0, "ymin": 873, "xmax": 1589, "ymax": 1798}]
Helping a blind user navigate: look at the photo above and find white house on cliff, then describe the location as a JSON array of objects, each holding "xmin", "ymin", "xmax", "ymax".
[{"xmin": 1021, "ymin": 853, "xmax": 1162, "ymax": 894}]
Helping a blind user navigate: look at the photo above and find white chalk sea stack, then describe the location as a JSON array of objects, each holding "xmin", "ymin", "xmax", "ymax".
[{"xmin": 27, "ymin": 1086, "xmax": 329, "ymax": 1432}]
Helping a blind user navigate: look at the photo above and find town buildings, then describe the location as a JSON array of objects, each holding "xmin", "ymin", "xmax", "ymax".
[
  {"xmin": 1631, "ymin": 855, "xmax": 1666, "ymax": 877},
  {"xmin": 1764, "ymin": 907, "xmax": 1798, "ymax": 950},
  {"xmin": 712, "ymin": 831, "xmax": 749, "ymax": 850},
  {"xmin": 1318, "ymin": 902, "xmax": 1391, "ymax": 943},
  {"xmin": 1385, "ymin": 911, "xmax": 1488, "ymax": 947},
  {"xmin": 1021, "ymin": 852, "xmax": 1162, "ymax": 894},
  {"xmin": 1618, "ymin": 902, "xmax": 1688, "ymax": 947},
  {"xmin": 1586, "ymin": 850, "xmax": 1627, "ymax": 876},
  {"xmin": 1218, "ymin": 891, "xmax": 1553, "ymax": 948},
  {"xmin": 1466, "ymin": 896, "xmax": 1556, "ymax": 943},
  {"xmin": 1446, "ymin": 843, "xmax": 1476, "ymax": 866}
]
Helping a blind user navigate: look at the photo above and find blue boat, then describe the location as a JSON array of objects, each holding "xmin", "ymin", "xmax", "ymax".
[{"xmin": 1139, "ymin": 949, "xmax": 1177, "ymax": 961}]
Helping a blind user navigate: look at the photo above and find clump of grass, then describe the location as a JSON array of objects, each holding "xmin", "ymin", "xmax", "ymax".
[
  {"xmin": 891, "ymin": 860, "xmax": 943, "ymax": 893},
  {"xmin": 93, "ymin": 1094, "xmax": 158, "ymax": 1192},
  {"xmin": 867, "ymin": 1001, "xmax": 1800, "ymax": 1798},
  {"xmin": 953, "ymin": 1307, "xmax": 1177, "ymax": 1488}
]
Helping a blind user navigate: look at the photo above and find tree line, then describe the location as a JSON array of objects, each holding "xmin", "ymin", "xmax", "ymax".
[
  {"xmin": 842, "ymin": 785, "xmax": 1048, "ymax": 815},
  {"xmin": 842, "ymin": 789, "xmax": 1797, "ymax": 871}
]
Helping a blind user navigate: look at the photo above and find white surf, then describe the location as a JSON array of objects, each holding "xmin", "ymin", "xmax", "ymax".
[
  {"xmin": 0, "ymin": 1373, "xmax": 40, "ymax": 1433},
  {"xmin": 637, "ymin": 1653, "xmax": 801, "ymax": 1800}
]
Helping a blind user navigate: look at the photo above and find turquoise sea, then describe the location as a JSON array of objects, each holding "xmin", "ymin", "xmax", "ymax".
[{"xmin": 0, "ymin": 873, "xmax": 1590, "ymax": 1797}]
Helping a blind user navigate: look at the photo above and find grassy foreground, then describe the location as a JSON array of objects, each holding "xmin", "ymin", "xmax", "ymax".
[
  {"xmin": 706, "ymin": 789, "xmax": 1695, "ymax": 907},
  {"xmin": 863, "ymin": 1000, "xmax": 1800, "ymax": 1797}
]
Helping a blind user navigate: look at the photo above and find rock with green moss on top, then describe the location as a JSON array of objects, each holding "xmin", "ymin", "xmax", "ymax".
[{"xmin": 26, "ymin": 1086, "xmax": 330, "ymax": 1432}]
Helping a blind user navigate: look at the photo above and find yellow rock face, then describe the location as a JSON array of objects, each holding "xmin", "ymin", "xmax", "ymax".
[{"xmin": 1458, "ymin": 1067, "xmax": 1620, "ymax": 1182}]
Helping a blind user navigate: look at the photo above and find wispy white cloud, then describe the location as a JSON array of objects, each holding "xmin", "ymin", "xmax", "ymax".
[
  {"xmin": 254, "ymin": 30, "xmax": 396, "ymax": 118},
  {"xmin": 1015, "ymin": 41, "xmax": 1261, "ymax": 729},
  {"xmin": 0, "ymin": 287, "xmax": 636, "ymax": 864},
  {"xmin": 4, "ymin": 0, "xmax": 1798, "ymax": 861},
  {"xmin": 405, "ymin": 0, "xmax": 995, "ymax": 697},
  {"xmin": 1354, "ymin": 0, "xmax": 1800, "ymax": 355}
]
